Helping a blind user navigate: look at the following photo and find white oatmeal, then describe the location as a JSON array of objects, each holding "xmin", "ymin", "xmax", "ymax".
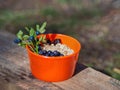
[{"xmin": 42, "ymin": 43, "xmax": 74, "ymax": 56}]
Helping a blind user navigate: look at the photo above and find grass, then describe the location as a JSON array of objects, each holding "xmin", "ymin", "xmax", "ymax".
[
  {"xmin": 80, "ymin": 8, "xmax": 103, "ymax": 18},
  {"xmin": 105, "ymin": 67, "xmax": 120, "ymax": 80},
  {"xmin": 0, "ymin": 5, "xmax": 103, "ymax": 28},
  {"xmin": 41, "ymin": 7, "xmax": 60, "ymax": 17},
  {"xmin": 103, "ymin": 53, "xmax": 120, "ymax": 80},
  {"xmin": 0, "ymin": 10, "xmax": 40, "ymax": 29},
  {"xmin": 0, "ymin": 7, "xmax": 101, "ymax": 35},
  {"xmin": 113, "ymin": 53, "xmax": 120, "ymax": 68}
]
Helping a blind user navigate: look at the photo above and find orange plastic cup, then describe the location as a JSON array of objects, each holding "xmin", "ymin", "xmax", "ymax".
[{"xmin": 26, "ymin": 34, "xmax": 81, "ymax": 82}]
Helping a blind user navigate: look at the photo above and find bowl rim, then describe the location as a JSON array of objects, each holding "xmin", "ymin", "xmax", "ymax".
[{"xmin": 26, "ymin": 33, "xmax": 81, "ymax": 59}]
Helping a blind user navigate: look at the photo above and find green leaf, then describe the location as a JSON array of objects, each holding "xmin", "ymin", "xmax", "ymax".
[
  {"xmin": 42, "ymin": 39, "xmax": 47, "ymax": 43},
  {"xmin": 42, "ymin": 35, "xmax": 46, "ymax": 40},
  {"xmin": 39, "ymin": 36, "xmax": 43, "ymax": 42},
  {"xmin": 39, "ymin": 22, "xmax": 47, "ymax": 33},
  {"xmin": 40, "ymin": 29, "xmax": 46, "ymax": 34},
  {"xmin": 42, "ymin": 35, "xmax": 46, "ymax": 43},
  {"xmin": 30, "ymin": 28, "xmax": 35, "ymax": 36},
  {"xmin": 36, "ymin": 25, "xmax": 40, "ymax": 31},
  {"xmin": 35, "ymin": 45, "xmax": 39, "ymax": 53},
  {"xmin": 25, "ymin": 27, "xmax": 30, "ymax": 32},
  {"xmin": 23, "ymin": 35, "xmax": 29, "ymax": 40},
  {"xmin": 17, "ymin": 30, "xmax": 23, "ymax": 39},
  {"xmin": 38, "ymin": 35, "xmax": 47, "ymax": 43},
  {"xmin": 18, "ymin": 42, "xmax": 26, "ymax": 47},
  {"xmin": 18, "ymin": 43, "xmax": 22, "ymax": 46}
]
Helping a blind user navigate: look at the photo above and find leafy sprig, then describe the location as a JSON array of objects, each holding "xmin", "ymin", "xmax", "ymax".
[{"xmin": 14, "ymin": 22, "xmax": 47, "ymax": 54}]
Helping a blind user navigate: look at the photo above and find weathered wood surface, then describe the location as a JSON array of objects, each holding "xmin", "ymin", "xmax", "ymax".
[{"xmin": 0, "ymin": 31, "xmax": 120, "ymax": 90}]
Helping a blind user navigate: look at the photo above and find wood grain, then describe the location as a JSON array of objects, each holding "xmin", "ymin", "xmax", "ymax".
[
  {"xmin": 54, "ymin": 68, "xmax": 120, "ymax": 90},
  {"xmin": 0, "ymin": 31, "xmax": 120, "ymax": 90}
]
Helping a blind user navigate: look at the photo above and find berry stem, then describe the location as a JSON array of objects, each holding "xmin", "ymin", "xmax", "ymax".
[{"xmin": 14, "ymin": 22, "xmax": 47, "ymax": 54}]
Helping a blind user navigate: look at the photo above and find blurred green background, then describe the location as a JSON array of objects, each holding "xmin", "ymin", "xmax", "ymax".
[{"xmin": 0, "ymin": 0, "xmax": 120, "ymax": 80}]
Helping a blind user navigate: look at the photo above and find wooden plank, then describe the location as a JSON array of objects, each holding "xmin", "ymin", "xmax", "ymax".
[
  {"xmin": 0, "ymin": 78, "xmax": 23, "ymax": 90},
  {"xmin": 54, "ymin": 68, "xmax": 120, "ymax": 90},
  {"xmin": 0, "ymin": 31, "xmax": 120, "ymax": 90}
]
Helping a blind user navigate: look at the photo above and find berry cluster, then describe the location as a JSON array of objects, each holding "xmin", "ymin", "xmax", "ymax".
[
  {"xmin": 38, "ymin": 39, "xmax": 64, "ymax": 57},
  {"xmin": 14, "ymin": 22, "xmax": 64, "ymax": 57},
  {"xmin": 14, "ymin": 22, "xmax": 47, "ymax": 53},
  {"xmin": 39, "ymin": 49, "xmax": 64, "ymax": 57}
]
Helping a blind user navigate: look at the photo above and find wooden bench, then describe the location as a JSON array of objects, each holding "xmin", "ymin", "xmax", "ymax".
[{"xmin": 0, "ymin": 31, "xmax": 120, "ymax": 90}]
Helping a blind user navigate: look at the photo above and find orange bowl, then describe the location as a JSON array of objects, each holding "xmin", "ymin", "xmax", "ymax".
[{"xmin": 26, "ymin": 34, "xmax": 81, "ymax": 82}]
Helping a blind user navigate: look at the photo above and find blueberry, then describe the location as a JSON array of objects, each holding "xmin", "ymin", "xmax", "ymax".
[
  {"xmin": 43, "ymin": 50, "xmax": 64, "ymax": 57},
  {"xmin": 60, "ymin": 54, "xmax": 64, "ymax": 56},
  {"xmin": 29, "ymin": 36, "xmax": 34, "ymax": 41},
  {"xmin": 14, "ymin": 38, "xmax": 21, "ymax": 44},
  {"xmin": 46, "ymin": 50, "xmax": 55, "ymax": 57},
  {"xmin": 53, "ymin": 50, "xmax": 60, "ymax": 56},
  {"xmin": 42, "ymin": 50, "xmax": 47, "ymax": 54},
  {"xmin": 38, "ymin": 50, "xmax": 44, "ymax": 55},
  {"xmin": 44, "ymin": 53, "xmax": 49, "ymax": 56},
  {"xmin": 50, "ymin": 52, "xmax": 55, "ymax": 56},
  {"xmin": 47, "ymin": 50, "xmax": 52, "ymax": 55},
  {"xmin": 38, "ymin": 46, "xmax": 42, "ymax": 51},
  {"xmin": 47, "ymin": 39, "xmax": 51, "ymax": 45},
  {"xmin": 36, "ymin": 31, "xmax": 40, "ymax": 35},
  {"xmin": 53, "ymin": 39, "xmax": 61, "ymax": 45}
]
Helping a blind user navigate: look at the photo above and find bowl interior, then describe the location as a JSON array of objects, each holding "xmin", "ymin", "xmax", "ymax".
[{"xmin": 46, "ymin": 34, "xmax": 81, "ymax": 54}]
